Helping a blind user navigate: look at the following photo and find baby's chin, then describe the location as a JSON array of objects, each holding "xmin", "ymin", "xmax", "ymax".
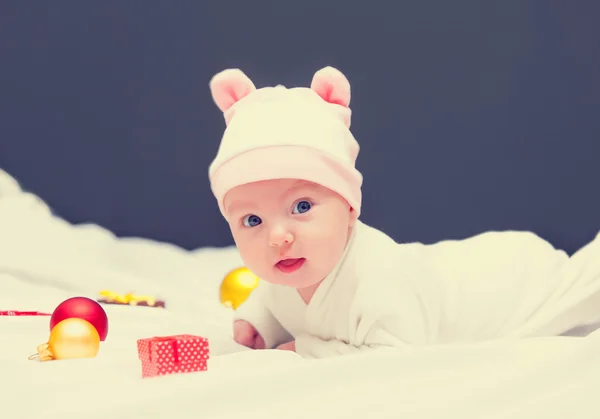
[{"xmin": 261, "ymin": 267, "xmax": 323, "ymax": 289}]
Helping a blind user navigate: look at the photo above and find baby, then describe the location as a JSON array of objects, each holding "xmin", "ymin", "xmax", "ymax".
[{"xmin": 207, "ymin": 66, "xmax": 600, "ymax": 358}]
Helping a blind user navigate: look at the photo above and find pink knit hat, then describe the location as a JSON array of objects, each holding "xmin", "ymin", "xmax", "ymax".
[{"xmin": 208, "ymin": 66, "xmax": 363, "ymax": 218}]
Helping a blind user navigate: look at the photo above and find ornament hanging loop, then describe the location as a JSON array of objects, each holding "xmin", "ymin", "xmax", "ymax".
[{"xmin": 28, "ymin": 343, "xmax": 53, "ymax": 362}]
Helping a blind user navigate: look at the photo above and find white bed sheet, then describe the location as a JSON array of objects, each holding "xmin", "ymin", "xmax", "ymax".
[{"xmin": 1, "ymin": 172, "xmax": 600, "ymax": 419}]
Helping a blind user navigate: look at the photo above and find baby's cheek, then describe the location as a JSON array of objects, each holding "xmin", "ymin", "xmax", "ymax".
[
  {"xmin": 310, "ymin": 222, "xmax": 348, "ymax": 262},
  {"xmin": 236, "ymin": 238, "xmax": 267, "ymax": 268},
  {"xmin": 236, "ymin": 238, "xmax": 257, "ymax": 258},
  {"xmin": 308, "ymin": 217, "xmax": 348, "ymax": 242}
]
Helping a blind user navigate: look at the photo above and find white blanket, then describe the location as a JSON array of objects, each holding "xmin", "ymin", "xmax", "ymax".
[{"xmin": 1, "ymin": 170, "xmax": 600, "ymax": 419}]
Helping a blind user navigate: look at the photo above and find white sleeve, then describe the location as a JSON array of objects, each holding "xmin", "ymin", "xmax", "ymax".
[
  {"xmin": 233, "ymin": 282, "xmax": 293, "ymax": 349},
  {"xmin": 422, "ymin": 230, "xmax": 600, "ymax": 339},
  {"xmin": 294, "ymin": 320, "xmax": 411, "ymax": 359},
  {"xmin": 507, "ymin": 231, "xmax": 600, "ymax": 337},
  {"xmin": 295, "ymin": 272, "xmax": 436, "ymax": 359}
]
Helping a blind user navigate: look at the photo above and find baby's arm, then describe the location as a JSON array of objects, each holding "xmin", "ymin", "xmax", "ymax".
[
  {"xmin": 500, "ymin": 230, "xmax": 600, "ymax": 337},
  {"xmin": 294, "ymin": 318, "xmax": 415, "ymax": 359},
  {"xmin": 234, "ymin": 281, "xmax": 293, "ymax": 349},
  {"xmin": 295, "ymin": 269, "xmax": 438, "ymax": 358},
  {"xmin": 294, "ymin": 229, "xmax": 600, "ymax": 358},
  {"xmin": 424, "ymin": 230, "xmax": 600, "ymax": 339}
]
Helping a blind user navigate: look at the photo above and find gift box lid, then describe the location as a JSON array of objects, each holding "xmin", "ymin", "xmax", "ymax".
[{"xmin": 137, "ymin": 334, "xmax": 209, "ymax": 364}]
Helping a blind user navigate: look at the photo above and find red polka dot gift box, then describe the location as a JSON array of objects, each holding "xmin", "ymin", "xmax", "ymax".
[{"xmin": 137, "ymin": 334, "xmax": 209, "ymax": 378}]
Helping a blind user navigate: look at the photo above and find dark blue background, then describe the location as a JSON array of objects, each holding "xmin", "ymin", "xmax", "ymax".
[{"xmin": 1, "ymin": 1, "xmax": 598, "ymax": 254}]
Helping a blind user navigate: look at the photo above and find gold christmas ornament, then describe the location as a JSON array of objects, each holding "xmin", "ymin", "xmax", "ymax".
[
  {"xmin": 220, "ymin": 267, "xmax": 260, "ymax": 310},
  {"xmin": 28, "ymin": 317, "xmax": 100, "ymax": 361}
]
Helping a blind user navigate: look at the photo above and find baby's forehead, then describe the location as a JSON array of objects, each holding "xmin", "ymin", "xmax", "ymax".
[
  {"xmin": 225, "ymin": 179, "xmax": 322, "ymax": 208},
  {"xmin": 283, "ymin": 179, "xmax": 319, "ymax": 191},
  {"xmin": 246, "ymin": 179, "xmax": 317, "ymax": 194}
]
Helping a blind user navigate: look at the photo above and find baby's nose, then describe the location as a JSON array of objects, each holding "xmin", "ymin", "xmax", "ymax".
[{"xmin": 268, "ymin": 225, "xmax": 294, "ymax": 247}]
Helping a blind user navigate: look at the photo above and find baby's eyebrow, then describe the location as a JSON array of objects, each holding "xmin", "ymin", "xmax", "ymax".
[
  {"xmin": 282, "ymin": 181, "xmax": 318, "ymax": 199},
  {"xmin": 226, "ymin": 200, "xmax": 254, "ymax": 214}
]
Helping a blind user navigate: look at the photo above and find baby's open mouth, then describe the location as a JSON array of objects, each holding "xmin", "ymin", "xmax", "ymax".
[{"xmin": 275, "ymin": 258, "xmax": 306, "ymax": 274}]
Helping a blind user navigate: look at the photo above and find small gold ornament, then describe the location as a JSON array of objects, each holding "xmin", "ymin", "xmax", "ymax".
[
  {"xmin": 28, "ymin": 317, "xmax": 100, "ymax": 361},
  {"xmin": 219, "ymin": 267, "xmax": 260, "ymax": 310}
]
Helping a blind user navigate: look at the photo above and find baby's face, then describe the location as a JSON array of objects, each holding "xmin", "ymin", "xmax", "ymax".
[{"xmin": 223, "ymin": 179, "xmax": 356, "ymax": 289}]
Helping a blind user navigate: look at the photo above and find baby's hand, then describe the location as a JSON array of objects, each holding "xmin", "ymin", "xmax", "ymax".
[
  {"xmin": 233, "ymin": 320, "xmax": 266, "ymax": 350},
  {"xmin": 276, "ymin": 340, "xmax": 296, "ymax": 352}
]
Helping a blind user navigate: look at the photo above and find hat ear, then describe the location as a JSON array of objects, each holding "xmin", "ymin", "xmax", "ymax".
[
  {"xmin": 209, "ymin": 69, "xmax": 257, "ymax": 112},
  {"xmin": 310, "ymin": 66, "xmax": 351, "ymax": 108}
]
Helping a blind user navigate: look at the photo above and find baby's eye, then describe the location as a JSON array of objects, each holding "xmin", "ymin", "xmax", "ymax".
[
  {"xmin": 292, "ymin": 200, "xmax": 312, "ymax": 214},
  {"xmin": 243, "ymin": 214, "xmax": 262, "ymax": 227}
]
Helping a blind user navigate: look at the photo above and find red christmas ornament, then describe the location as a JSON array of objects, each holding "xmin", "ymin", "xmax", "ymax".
[{"xmin": 50, "ymin": 297, "xmax": 109, "ymax": 341}]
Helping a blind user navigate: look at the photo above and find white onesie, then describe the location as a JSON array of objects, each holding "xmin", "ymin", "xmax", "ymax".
[{"xmin": 234, "ymin": 220, "xmax": 600, "ymax": 358}]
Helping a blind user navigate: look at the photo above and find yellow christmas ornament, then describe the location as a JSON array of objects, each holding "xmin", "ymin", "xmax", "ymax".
[
  {"xmin": 28, "ymin": 317, "xmax": 100, "ymax": 361},
  {"xmin": 220, "ymin": 267, "xmax": 260, "ymax": 310}
]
